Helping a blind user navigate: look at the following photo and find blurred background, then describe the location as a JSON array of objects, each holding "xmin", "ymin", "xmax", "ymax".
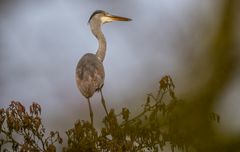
[{"xmin": 0, "ymin": 0, "xmax": 239, "ymax": 146}]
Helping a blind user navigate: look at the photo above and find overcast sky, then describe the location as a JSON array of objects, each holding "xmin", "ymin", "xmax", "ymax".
[{"xmin": 0, "ymin": 0, "xmax": 239, "ymax": 140}]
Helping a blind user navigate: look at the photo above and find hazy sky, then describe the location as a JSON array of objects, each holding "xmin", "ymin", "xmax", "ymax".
[{"xmin": 0, "ymin": 0, "xmax": 239, "ymax": 139}]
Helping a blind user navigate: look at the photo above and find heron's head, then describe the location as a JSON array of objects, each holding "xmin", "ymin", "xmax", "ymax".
[{"xmin": 88, "ymin": 10, "xmax": 132, "ymax": 25}]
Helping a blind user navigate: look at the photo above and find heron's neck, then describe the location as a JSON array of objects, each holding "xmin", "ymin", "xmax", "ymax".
[{"xmin": 90, "ymin": 22, "xmax": 106, "ymax": 62}]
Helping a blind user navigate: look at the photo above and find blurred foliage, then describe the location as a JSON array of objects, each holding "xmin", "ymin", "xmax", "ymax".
[
  {"xmin": 0, "ymin": 101, "xmax": 62, "ymax": 152},
  {"xmin": 0, "ymin": 76, "xmax": 219, "ymax": 152},
  {"xmin": 62, "ymin": 75, "xmax": 219, "ymax": 152}
]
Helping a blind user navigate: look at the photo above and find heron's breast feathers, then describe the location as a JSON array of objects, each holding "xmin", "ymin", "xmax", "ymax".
[{"xmin": 76, "ymin": 53, "xmax": 105, "ymax": 98}]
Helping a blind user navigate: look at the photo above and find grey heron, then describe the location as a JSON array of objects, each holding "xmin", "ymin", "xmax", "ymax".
[{"xmin": 76, "ymin": 10, "xmax": 131, "ymax": 125}]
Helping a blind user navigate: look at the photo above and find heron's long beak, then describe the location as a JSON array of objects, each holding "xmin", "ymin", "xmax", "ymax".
[
  {"xmin": 108, "ymin": 15, "xmax": 132, "ymax": 22},
  {"xmin": 101, "ymin": 14, "xmax": 132, "ymax": 23}
]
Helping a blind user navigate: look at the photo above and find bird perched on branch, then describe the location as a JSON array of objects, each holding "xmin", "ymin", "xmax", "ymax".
[{"xmin": 76, "ymin": 10, "xmax": 131, "ymax": 125}]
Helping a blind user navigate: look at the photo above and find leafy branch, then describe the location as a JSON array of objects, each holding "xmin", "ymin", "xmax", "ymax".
[
  {"xmin": 0, "ymin": 101, "xmax": 62, "ymax": 152},
  {"xmin": 63, "ymin": 75, "xmax": 219, "ymax": 152},
  {"xmin": 0, "ymin": 75, "xmax": 220, "ymax": 152}
]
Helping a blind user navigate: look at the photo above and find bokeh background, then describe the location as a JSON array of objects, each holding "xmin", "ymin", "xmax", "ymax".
[{"xmin": 0, "ymin": 0, "xmax": 239, "ymax": 146}]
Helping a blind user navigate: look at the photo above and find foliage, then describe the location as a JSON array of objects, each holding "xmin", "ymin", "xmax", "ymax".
[
  {"xmin": 62, "ymin": 75, "xmax": 219, "ymax": 152},
  {"xmin": 0, "ymin": 101, "xmax": 62, "ymax": 152},
  {"xmin": 0, "ymin": 76, "xmax": 220, "ymax": 152}
]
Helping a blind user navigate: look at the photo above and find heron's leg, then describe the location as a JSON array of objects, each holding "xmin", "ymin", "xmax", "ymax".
[
  {"xmin": 100, "ymin": 89, "xmax": 108, "ymax": 115},
  {"xmin": 87, "ymin": 98, "xmax": 93, "ymax": 126}
]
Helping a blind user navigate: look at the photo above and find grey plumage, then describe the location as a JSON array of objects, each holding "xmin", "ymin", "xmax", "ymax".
[
  {"xmin": 76, "ymin": 10, "xmax": 131, "ymax": 125},
  {"xmin": 76, "ymin": 53, "xmax": 104, "ymax": 98}
]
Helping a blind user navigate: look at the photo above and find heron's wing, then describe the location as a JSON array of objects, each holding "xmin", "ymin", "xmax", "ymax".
[{"xmin": 76, "ymin": 53, "xmax": 104, "ymax": 98}]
